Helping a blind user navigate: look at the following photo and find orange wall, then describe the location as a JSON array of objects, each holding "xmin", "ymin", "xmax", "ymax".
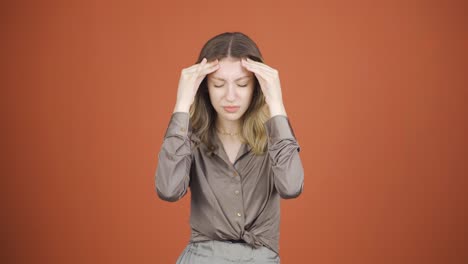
[{"xmin": 2, "ymin": 0, "xmax": 467, "ymax": 263}]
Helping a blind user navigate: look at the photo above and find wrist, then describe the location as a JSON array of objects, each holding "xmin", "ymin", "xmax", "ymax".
[
  {"xmin": 173, "ymin": 102, "xmax": 190, "ymax": 113},
  {"xmin": 268, "ymin": 102, "xmax": 287, "ymax": 117}
]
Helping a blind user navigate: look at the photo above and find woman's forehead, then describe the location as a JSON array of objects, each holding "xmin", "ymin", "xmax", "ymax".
[{"xmin": 210, "ymin": 58, "xmax": 252, "ymax": 80}]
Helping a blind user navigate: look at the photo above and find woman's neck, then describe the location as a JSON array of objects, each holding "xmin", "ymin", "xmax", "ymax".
[{"xmin": 215, "ymin": 118, "xmax": 241, "ymax": 136}]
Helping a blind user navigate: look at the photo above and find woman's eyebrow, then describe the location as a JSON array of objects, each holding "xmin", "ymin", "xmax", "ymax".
[{"xmin": 210, "ymin": 76, "xmax": 251, "ymax": 81}]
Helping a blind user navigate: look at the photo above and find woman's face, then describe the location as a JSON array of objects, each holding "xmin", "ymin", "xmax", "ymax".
[{"xmin": 207, "ymin": 57, "xmax": 254, "ymax": 122}]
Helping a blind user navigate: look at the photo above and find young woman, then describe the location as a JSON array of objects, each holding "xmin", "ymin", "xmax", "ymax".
[{"xmin": 155, "ymin": 32, "xmax": 304, "ymax": 263}]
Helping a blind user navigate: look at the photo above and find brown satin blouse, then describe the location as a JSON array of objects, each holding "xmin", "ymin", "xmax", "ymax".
[{"xmin": 155, "ymin": 112, "xmax": 304, "ymax": 255}]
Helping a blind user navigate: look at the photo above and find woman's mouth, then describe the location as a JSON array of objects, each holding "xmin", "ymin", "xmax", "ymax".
[{"xmin": 223, "ymin": 106, "xmax": 240, "ymax": 113}]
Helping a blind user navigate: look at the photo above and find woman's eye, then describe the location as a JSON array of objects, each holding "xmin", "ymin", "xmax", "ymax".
[{"xmin": 213, "ymin": 83, "xmax": 248, "ymax": 88}]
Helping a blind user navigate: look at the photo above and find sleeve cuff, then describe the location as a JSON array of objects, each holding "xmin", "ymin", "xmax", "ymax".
[
  {"xmin": 264, "ymin": 115, "xmax": 297, "ymax": 140},
  {"xmin": 164, "ymin": 112, "xmax": 191, "ymax": 138}
]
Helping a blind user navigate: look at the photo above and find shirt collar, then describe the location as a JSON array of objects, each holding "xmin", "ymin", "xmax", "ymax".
[{"xmin": 211, "ymin": 132, "xmax": 252, "ymax": 165}]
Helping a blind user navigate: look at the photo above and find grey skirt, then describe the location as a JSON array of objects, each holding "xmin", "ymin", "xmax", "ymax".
[{"xmin": 176, "ymin": 240, "xmax": 280, "ymax": 264}]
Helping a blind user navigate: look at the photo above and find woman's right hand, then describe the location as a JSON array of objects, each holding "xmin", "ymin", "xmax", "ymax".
[{"xmin": 173, "ymin": 58, "xmax": 219, "ymax": 113}]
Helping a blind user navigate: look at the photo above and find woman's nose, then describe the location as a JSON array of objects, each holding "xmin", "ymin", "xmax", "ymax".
[{"xmin": 225, "ymin": 84, "xmax": 237, "ymax": 101}]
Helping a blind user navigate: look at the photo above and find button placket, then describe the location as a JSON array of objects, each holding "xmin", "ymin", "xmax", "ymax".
[
  {"xmin": 231, "ymin": 165, "xmax": 245, "ymax": 224},
  {"xmin": 232, "ymin": 167, "xmax": 242, "ymax": 196},
  {"xmin": 230, "ymin": 165, "xmax": 241, "ymax": 181}
]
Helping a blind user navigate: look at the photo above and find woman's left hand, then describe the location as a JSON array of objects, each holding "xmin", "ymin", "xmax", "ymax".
[{"xmin": 241, "ymin": 58, "xmax": 287, "ymax": 117}]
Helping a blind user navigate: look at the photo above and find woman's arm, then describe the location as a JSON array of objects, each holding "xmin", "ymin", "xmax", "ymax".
[
  {"xmin": 155, "ymin": 112, "xmax": 193, "ymax": 202},
  {"xmin": 265, "ymin": 115, "xmax": 304, "ymax": 199},
  {"xmin": 241, "ymin": 58, "xmax": 304, "ymax": 199},
  {"xmin": 155, "ymin": 58, "xmax": 219, "ymax": 202}
]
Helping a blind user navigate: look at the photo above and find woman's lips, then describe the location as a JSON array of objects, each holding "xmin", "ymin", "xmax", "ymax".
[{"xmin": 223, "ymin": 106, "xmax": 240, "ymax": 113}]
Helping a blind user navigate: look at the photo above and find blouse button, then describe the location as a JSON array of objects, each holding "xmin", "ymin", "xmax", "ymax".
[
  {"xmin": 234, "ymin": 190, "xmax": 240, "ymax": 195},
  {"xmin": 236, "ymin": 212, "xmax": 242, "ymax": 217},
  {"xmin": 180, "ymin": 127, "xmax": 186, "ymax": 132}
]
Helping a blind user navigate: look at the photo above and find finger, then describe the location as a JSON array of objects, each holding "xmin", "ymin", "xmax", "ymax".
[
  {"xmin": 183, "ymin": 58, "xmax": 207, "ymax": 78},
  {"xmin": 185, "ymin": 63, "xmax": 199, "ymax": 71},
  {"xmin": 196, "ymin": 58, "xmax": 220, "ymax": 76},
  {"xmin": 241, "ymin": 62, "xmax": 268, "ymax": 91},
  {"xmin": 244, "ymin": 57, "xmax": 272, "ymax": 69},
  {"xmin": 243, "ymin": 58, "xmax": 277, "ymax": 75},
  {"xmin": 200, "ymin": 62, "xmax": 220, "ymax": 76},
  {"xmin": 242, "ymin": 59, "xmax": 270, "ymax": 81},
  {"xmin": 200, "ymin": 58, "xmax": 219, "ymax": 65},
  {"xmin": 185, "ymin": 58, "xmax": 207, "ymax": 72},
  {"xmin": 241, "ymin": 58, "xmax": 269, "ymax": 75},
  {"xmin": 196, "ymin": 59, "xmax": 218, "ymax": 76},
  {"xmin": 184, "ymin": 58, "xmax": 218, "ymax": 73},
  {"xmin": 196, "ymin": 58, "xmax": 207, "ymax": 73},
  {"xmin": 245, "ymin": 60, "xmax": 276, "ymax": 75}
]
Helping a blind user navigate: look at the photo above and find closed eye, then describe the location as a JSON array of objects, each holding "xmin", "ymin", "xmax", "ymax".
[{"xmin": 213, "ymin": 83, "xmax": 248, "ymax": 88}]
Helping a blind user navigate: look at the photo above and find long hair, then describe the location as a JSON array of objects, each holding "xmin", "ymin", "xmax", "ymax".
[{"xmin": 189, "ymin": 32, "xmax": 269, "ymax": 155}]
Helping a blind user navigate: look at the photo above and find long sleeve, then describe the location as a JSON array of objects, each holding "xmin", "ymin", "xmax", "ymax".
[
  {"xmin": 264, "ymin": 115, "xmax": 304, "ymax": 199},
  {"xmin": 155, "ymin": 112, "xmax": 194, "ymax": 202}
]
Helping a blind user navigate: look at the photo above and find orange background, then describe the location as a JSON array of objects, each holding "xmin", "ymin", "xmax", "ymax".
[{"xmin": 2, "ymin": 0, "xmax": 467, "ymax": 263}]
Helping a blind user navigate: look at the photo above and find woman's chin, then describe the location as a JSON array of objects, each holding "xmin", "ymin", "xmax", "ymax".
[{"xmin": 218, "ymin": 112, "xmax": 243, "ymax": 121}]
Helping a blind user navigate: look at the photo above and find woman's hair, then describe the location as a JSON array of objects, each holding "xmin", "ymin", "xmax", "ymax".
[{"xmin": 189, "ymin": 32, "xmax": 269, "ymax": 155}]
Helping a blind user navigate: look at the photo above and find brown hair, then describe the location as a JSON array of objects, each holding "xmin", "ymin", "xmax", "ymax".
[{"xmin": 189, "ymin": 32, "xmax": 269, "ymax": 155}]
